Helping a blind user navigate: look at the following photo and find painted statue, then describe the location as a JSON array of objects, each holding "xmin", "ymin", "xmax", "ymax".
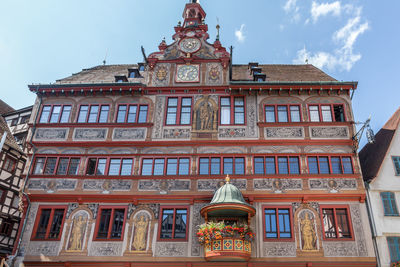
[
  {"xmin": 132, "ymin": 215, "xmax": 149, "ymax": 251},
  {"xmin": 300, "ymin": 212, "xmax": 317, "ymax": 250},
  {"xmin": 68, "ymin": 215, "xmax": 87, "ymax": 251}
]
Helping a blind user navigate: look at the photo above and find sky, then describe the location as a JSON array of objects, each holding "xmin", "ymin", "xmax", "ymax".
[{"xmin": 1, "ymin": 0, "xmax": 399, "ymax": 144}]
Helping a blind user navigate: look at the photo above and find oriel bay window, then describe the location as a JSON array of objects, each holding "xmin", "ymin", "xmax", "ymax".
[
  {"xmin": 39, "ymin": 105, "xmax": 71, "ymax": 123},
  {"xmin": 141, "ymin": 157, "xmax": 190, "ymax": 176},
  {"xmin": 165, "ymin": 97, "xmax": 192, "ymax": 125},
  {"xmin": 95, "ymin": 207, "xmax": 126, "ymax": 240},
  {"xmin": 220, "ymin": 96, "xmax": 245, "ymax": 125},
  {"xmin": 321, "ymin": 206, "xmax": 353, "ymax": 240},
  {"xmin": 263, "ymin": 206, "xmax": 293, "ymax": 241},
  {"xmin": 86, "ymin": 158, "xmax": 134, "ymax": 176},
  {"xmin": 33, "ymin": 156, "xmax": 81, "ymax": 175},
  {"xmin": 308, "ymin": 104, "xmax": 345, "ymax": 122},
  {"xmin": 265, "ymin": 105, "xmax": 301, "ymax": 123},
  {"xmin": 32, "ymin": 207, "xmax": 66, "ymax": 240},
  {"xmin": 159, "ymin": 207, "xmax": 188, "ymax": 241},
  {"xmin": 116, "ymin": 104, "xmax": 148, "ymax": 123},
  {"xmin": 77, "ymin": 104, "xmax": 109, "ymax": 123},
  {"xmin": 254, "ymin": 156, "xmax": 300, "ymax": 175},
  {"xmin": 307, "ymin": 156, "xmax": 353, "ymax": 174},
  {"xmin": 199, "ymin": 157, "xmax": 245, "ymax": 175}
]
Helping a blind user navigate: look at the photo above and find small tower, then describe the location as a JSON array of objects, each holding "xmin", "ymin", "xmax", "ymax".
[{"xmin": 182, "ymin": 0, "xmax": 206, "ymax": 28}]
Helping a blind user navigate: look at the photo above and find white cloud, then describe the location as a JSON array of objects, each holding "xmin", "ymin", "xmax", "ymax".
[
  {"xmin": 311, "ymin": 1, "xmax": 341, "ymax": 22},
  {"xmin": 235, "ymin": 24, "xmax": 246, "ymax": 43},
  {"xmin": 283, "ymin": 0, "xmax": 301, "ymax": 23}
]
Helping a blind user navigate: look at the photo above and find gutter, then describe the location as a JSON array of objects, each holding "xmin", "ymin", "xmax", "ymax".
[
  {"xmin": 230, "ymin": 80, "xmax": 358, "ymax": 87},
  {"xmin": 364, "ymin": 181, "xmax": 381, "ymax": 267}
]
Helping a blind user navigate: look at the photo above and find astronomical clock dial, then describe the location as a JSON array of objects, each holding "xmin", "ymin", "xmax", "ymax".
[
  {"xmin": 176, "ymin": 64, "xmax": 200, "ymax": 82},
  {"xmin": 179, "ymin": 38, "xmax": 201, "ymax": 53}
]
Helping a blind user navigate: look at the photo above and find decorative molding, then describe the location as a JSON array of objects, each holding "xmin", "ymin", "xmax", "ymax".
[
  {"xmin": 89, "ymin": 242, "xmax": 123, "ymax": 257},
  {"xmin": 152, "ymin": 63, "xmax": 171, "ymax": 87},
  {"xmin": 264, "ymin": 242, "xmax": 296, "ymax": 257},
  {"xmin": 197, "ymin": 179, "xmax": 246, "ymax": 191},
  {"xmin": 265, "ymin": 127, "xmax": 303, "ymax": 139},
  {"xmin": 218, "ymin": 127, "xmax": 246, "ymax": 138},
  {"xmin": 27, "ymin": 241, "xmax": 60, "ymax": 256},
  {"xmin": 246, "ymin": 96, "xmax": 257, "ymax": 138},
  {"xmin": 254, "ymin": 179, "xmax": 302, "ymax": 192},
  {"xmin": 87, "ymin": 204, "xmax": 99, "ymax": 219},
  {"xmin": 112, "ymin": 128, "xmax": 146, "ymax": 141},
  {"xmin": 323, "ymin": 242, "xmax": 358, "ymax": 257},
  {"xmin": 73, "ymin": 128, "xmax": 107, "ymax": 141},
  {"xmin": 66, "ymin": 203, "xmax": 79, "ymax": 219},
  {"xmin": 309, "ymin": 178, "xmax": 357, "ymax": 192},
  {"xmin": 310, "ymin": 126, "xmax": 348, "ymax": 139},
  {"xmin": 350, "ymin": 204, "xmax": 368, "ymax": 257},
  {"xmin": 191, "ymin": 203, "xmax": 208, "ymax": 256},
  {"xmin": 34, "ymin": 128, "xmax": 68, "ymax": 141},
  {"xmin": 152, "ymin": 96, "xmax": 165, "ymax": 139},
  {"xmin": 28, "ymin": 179, "xmax": 77, "ymax": 192},
  {"xmin": 163, "ymin": 128, "xmax": 190, "ymax": 139},
  {"xmin": 205, "ymin": 63, "xmax": 223, "ymax": 85},
  {"xmin": 138, "ymin": 179, "xmax": 190, "ymax": 192},
  {"xmin": 154, "ymin": 242, "xmax": 187, "ymax": 257}
]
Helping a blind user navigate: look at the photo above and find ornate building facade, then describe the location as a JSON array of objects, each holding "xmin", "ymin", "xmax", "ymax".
[{"xmin": 14, "ymin": 1, "xmax": 376, "ymax": 266}]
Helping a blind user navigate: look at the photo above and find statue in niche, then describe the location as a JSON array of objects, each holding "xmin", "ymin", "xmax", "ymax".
[
  {"xmin": 67, "ymin": 214, "xmax": 87, "ymax": 251},
  {"xmin": 193, "ymin": 95, "xmax": 217, "ymax": 131},
  {"xmin": 300, "ymin": 212, "xmax": 317, "ymax": 251},
  {"xmin": 200, "ymin": 102, "xmax": 212, "ymax": 130},
  {"xmin": 132, "ymin": 215, "xmax": 149, "ymax": 251}
]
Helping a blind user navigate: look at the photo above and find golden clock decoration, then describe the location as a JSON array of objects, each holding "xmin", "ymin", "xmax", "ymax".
[{"xmin": 155, "ymin": 66, "xmax": 168, "ymax": 81}]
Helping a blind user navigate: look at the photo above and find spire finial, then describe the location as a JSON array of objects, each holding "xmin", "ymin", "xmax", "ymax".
[{"xmin": 225, "ymin": 174, "xmax": 230, "ymax": 184}]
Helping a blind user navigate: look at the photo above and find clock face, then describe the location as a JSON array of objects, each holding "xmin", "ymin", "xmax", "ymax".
[
  {"xmin": 179, "ymin": 38, "xmax": 201, "ymax": 53},
  {"xmin": 176, "ymin": 65, "xmax": 200, "ymax": 82}
]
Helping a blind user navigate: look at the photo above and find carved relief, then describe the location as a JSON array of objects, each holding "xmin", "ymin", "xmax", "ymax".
[
  {"xmin": 154, "ymin": 242, "xmax": 187, "ymax": 257},
  {"xmin": 265, "ymin": 127, "xmax": 304, "ymax": 139},
  {"xmin": 27, "ymin": 241, "xmax": 60, "ymax": 256},
  {"xmin": 74, "ymin": 128, "xmax": 107, "ymax": 140},
  {"xmin": 152, "ymin": 63, "xmax": 171, "ymax": 86},
  {"xmin": 205, "ymin": 63, "xmax": 222, "ymax": 85},
  {"xmin": 113, "ymin": 128, "xmax": 146, "ymax": 140},
  {"xmin": 152, "ymin": 96, "xmax": 165, "ymax": 139},
  {"xmin": 138, "ymin": 179, "xmax": 190, "ymax": 192},
  {"xmin": 192, "ymin": 95, "xmax": 218, "ymax": 136},
  {"xmin": 197, "ymin": 179, "xmax": 246, "ymax": 191},
  {"xmin": 83, "ymin": 180, "xmax": 131, "ymax": 192},
  {"xmin": 89, "ymin": 242, "xmax": 123, "ymax": 256},
  {"xmin": 350, "ymin": 204, "xmax": 368, "ymax": 256},
  {"xmin": 218, "ymin": 128, "xmax": 246, "ymax": 138},
  {"xmin": 28, "ymin": 179, "xmax": 77, "ymax": 192},
  {"xmin": 163, "ymin": 128, "xmax": 190, "ymax": 139},
  {"xmin": 191, "ymin": 203, "xmax": 208, "ymax": 256},
  {"xmin": 309, "ymin": 178, "xmax": 357, "ymax": 192},
  {"xmin": 310, "ymin": 127, "xmax": 348, "ymax": 138},
  {"xmin": 323, "ymin": 242, "xmax": 358, "ymax": 257},
  {"xmin": 35, "ymin": 128, "xmax": 68, "ymax": 141},
  {"xmin": 264, "ymin": 242, "xmax": 296, "ymax": 257},
  {"xmin": 253, "ymin": 179, "xmax": 302, "ymax": 191},
  {"xmin": 246, "ymin": 95, "xmax": 257, "ymax": 137}
]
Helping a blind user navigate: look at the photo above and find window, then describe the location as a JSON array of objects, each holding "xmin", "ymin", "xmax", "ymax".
[
  {"xmin": 220, "ymin": 96, "xmax": 245, "ymax": 125},
  {"xmin": 0, "ymin": 219, "xmax": 14, "ymax": 237},
  {"xmin": 265, "ymin": 105, "xmax": 301, "ymax": 123},
  {"xmin": 33, "ymin": 157, "xmax": 80, "ymax": 175},
  {"xmin": 10, "ymin": 118, "xmax": 18, "ymax": 126},
  {"xmin": 165, "ymin": 97, "xmax": 192, "ymax": 125},
  {"xmin": 39, "ymin": 105, "xmax": 71, "ymax": 123},
  {"xmin": 254, "ymin": 156, "xmax": 300, "ymax": 175},
  {"xmin": 393, "ymin": 156, "xmax": 400, "ymax": 175},
  {"xmin": 32, "ymin": 207, "xmax": 66, "ymax": 240},
  {"xmin": 141, "ymin": 158, "xmax": 190, "ymax": 176},
  {"xmin": 199, "ymin": 157, "xmax": 245, "ymax": 175},
  {"xmin": 381, "ymin": 192, "xmax": 399, "ymax": 216},
  {"xmin": 86, "ymin": 158, "xmax": 133, "ymax": 176},
  {"xmin": 159, "ymin": 207, "xmax": 188, "ymax": 241},
  {"xmin": 263, "ymin": 206, "xmax": 293, "ymax": 240},
  {"xmin": 77, "ymin": 105, "xmax": 109, "ymax": 123},
  {"xmin": 321, "ymin": 206, "xmax": 352, "ymax": 240},
  {"xmin": 95, "ymin": 207, "xmax": 126, "ymax": 240},
  {"xmin": 307, "ymin": 156, "xmax": 353, "ymax": 174},
  {"xmin": 387, "ymin": 237, "xmax": 400, "ymax": 263},
  {"xmin": 3, "ymin": 157, "xmax": 16, "ymax": 173},
  {"xmin": 116, "ymin": 104, "xmax": 148, "ymax": 123},
  {"xmin": 20, "ymin": 115, "xmax": 30, "ymax": 124},
  {"xmin": 308, "ymin": 104, "xmax": 345, "ymax": 122}
]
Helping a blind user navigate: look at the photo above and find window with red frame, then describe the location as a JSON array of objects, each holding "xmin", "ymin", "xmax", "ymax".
[
  {"xmin": 116, "ymin": 104, "xmax": 148, "ymax": 123},
  {"xmin": 39, "ymin": 105, "xmax": 71, "ymax": 123},
  {"xmin": 265, "ymin": 105, "xmax": 301, "ymax": 123},
  {"xmin": 220, "ymin": 96, "xmax": 245, "ymax": 125},
  {"xmin": 308, "ymin": 104, "xmax": 345, "ymax": 122},
  {"xmin": 86, "ymin": 158, "xmax": 134, "ymax": 176},
  {"xmin": 254, "ymin": 156, "xmax": 300, "ymax": 175},
  {"xmin": 95, "ymin": 207, "xmax": 126, "ymax": 240},
  {"xmin": 199, "ymin": 157, "xmax": 245, "ymax": 175},
  {"xmin": 77, "ymin": 104, "xmax": 109, "ymax": 123},
  {"xmin": 321, "ymin": 207, "xmax": 352, "ymax": 239},
  {"xmin": 263, "ymin": 206, "xmax": 293, "ymax": 240},
  {"xmin": 33, "ymin": 157, "xmax": 80, "ymax": 175},
  {"xmin": 141, "ymin": 157, "xmax": 190, "ymax": 176},
  {"xmin": 165, "ymin": 97, "xmax": 192, "ymax": 125},
  {"xmin": 32, "ymin": 207, "xmax": 66, "ymax": 240},
  {"xmin": 3, "ymin": 156, "xmax": 16, "ymax": 173},
  {"xmin": 0, "ymin": 219, "xmax": 14, "ymax": 237},
  {"xmin": 159, "ymin": 207, "xmax": 188, "ymax": 240},
  {"xmin": 307, "ymin": 156, "xmax": 353, "ymax": 174}
]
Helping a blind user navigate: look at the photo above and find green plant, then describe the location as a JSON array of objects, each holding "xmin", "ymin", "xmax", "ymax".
[{"xmin": 196, "ymin": 221, "xmax": 255, "ymax": 245}]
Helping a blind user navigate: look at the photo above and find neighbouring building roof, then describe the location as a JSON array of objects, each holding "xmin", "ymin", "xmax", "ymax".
[
  {"xmin": 0, "ymin": 99, "xmax": 14, "ymax": 115},
  {"xmin": 359, "ymin": 107, "xmax": 400, "ymax": 182},
  {"xmin": 2, "ymin": 105, "xmax": 33, "ymax": 117},
  {"xmin": 54, "ymin": 63, "xmax": 336, "ymax": 84},
  {"xmin": 0, "ymin": 116, "xmax": 23, "ymax": 153}
]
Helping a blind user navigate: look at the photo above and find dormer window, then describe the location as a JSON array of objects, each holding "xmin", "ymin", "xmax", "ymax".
[
  {"xmin": 115, "ymin": 76, "xmax": 128, "ymax": 83},
  {"xmin": 128, "ymin": 69, "xmax": 140, "ymax": 78},
  {"xmin": 254, "ymin": 73, "xmax": 266, "ymax": 82},
  {"xmin": 138, "ymin": 64, "xmax": 145, "ymax": 71}
]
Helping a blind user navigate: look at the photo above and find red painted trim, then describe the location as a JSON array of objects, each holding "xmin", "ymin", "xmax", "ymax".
[
  {"xmin": 175, "ymin": 64, "xmax": 200, "ymax": 83},
  {"xmin": 219, "ymin": 95, "xmax": 246, "ymax": 126},
  {"xmin": 307, "ymin": 103, "xmax": 347, "ymax": 123},
  {"xmin": 262, "ymin": 205, "xmax": 295, "ymax": 242},
  {"xmin": 164, "ymin": 96, "xmax": 193, "ymax": 126},
  {"xmin": 76, "ymin": 104, "xmax": 110, "ymax": 123},
  {"xmin": 253, "ymin": 155, "xmax": 301, "ymax": 175},
  {"xmin": 115, "ymin": 103, "xmax": 149, "ymax": 123},
  {"xmin": 264, "ymin": 104, "xmax": 302, "ymax": 123},
  {"xmin": 257, "ymin": 121, "xmax": 352, "ymax": 127},
  {"xmin": 30, "ymin": 205, "xmax": 68, "ymax": 241},
  {"xmin": 140, "ymin": 157, "xmax": 191, "ymax": 176},
  {"xmin": 34, "ymin": 122, "xmax": 153, "ymax": 128},
  {"xmin": 307, "ymin": 155, "xmax": 354, "ymax": 175},
  {"xmin": 93, "ymin": 206, "xmax": 127, "ymax": 241},
  {"xmin": 85, "ymin": 157, "xmax": 134, "ymax": 176},
  {"xmin": 157, "ymin": 205, "xmax": 190, "ymax": 242},
  {"xmin": 198, "ymin": 156, "xmax": 246, "ymax": 175},
  {"xmin": 37, "ymin": 104, "xmax": 72, "ymax": 124},
  {"xmin": 31, "ymin": 156, "xmax": 81, "ymax": 176},
  {"xmin": 319, "ymin": 204, "xmax": 355, "ymax": 241}
]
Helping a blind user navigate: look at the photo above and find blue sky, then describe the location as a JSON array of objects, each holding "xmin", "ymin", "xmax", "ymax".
[{"xmin": 1, "ymin": 0, "xmax": 399, "ymax": 140}]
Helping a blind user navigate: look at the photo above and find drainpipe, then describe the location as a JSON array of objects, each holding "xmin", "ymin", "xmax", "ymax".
[
  {"xmin": 364, "ymin": 181, "xmax": 381, "ymax": 267},
  {"xmin": 8, "ymin": 88, "xmax": 42, "ymax": 265}
]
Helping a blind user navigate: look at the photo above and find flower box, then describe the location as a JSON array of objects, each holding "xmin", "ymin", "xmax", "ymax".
[{"xmin": 204, "ymin": 237, "xmax": 251, "ymax": 261}]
